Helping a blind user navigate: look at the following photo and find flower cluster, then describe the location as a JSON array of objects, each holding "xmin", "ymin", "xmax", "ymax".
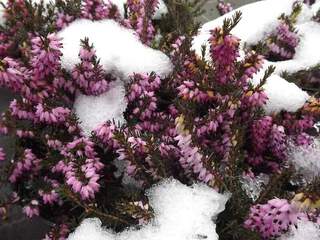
[
  {"xmin": 217, "ymin": 0, "xmax": 233, "ymax": 16},
  {"xmin": 23, "ymin": 199, "xmax": 40, "ymax": 218},
  {"xmin": 9, "ymin": 149, "xmax": 41, "ymax": 183},
  {"xmin": 0, "ymin": 147, "xmax": 5, "ymax": 161},
  {"xmin": 266, "ymin": 22, "xmax": 300, "ymax": 60},
  {"xmin": 44, "ymin": 223, "xmax": 70, "ymax": 240},
  {"xmin": 81, "ymin": 0, "xmax": 109, "ymax": 20},
  {"xmin": 72, "ymin": 38, "xmax": 111, "ymax": 96},
  {"xmin": 31, "ymin": 34, "xmax": 63, "ymax": 81},
  {"xmin": 244, "ymin": 199, "xmax": 306, "ymax": 239},
  {"xmin": 57, "ymin": 138, "xmax": 104, "ymax": 200},
  {"xmin": 126, "ymin": 0, "xmax": 159, "ymax": 44},
  {"xmin": 259, "ymin": 3, "xmax": 301, "ymax": 61}
]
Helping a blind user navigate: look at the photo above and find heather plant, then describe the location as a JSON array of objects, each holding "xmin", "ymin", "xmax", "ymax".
[
  {"xmin": 252, "ymin": 2, "xmax": 301, "ymax": 61},
  {"xmin": 0, "ymin": 1, "xmax": 319, "ymax": 240},
  {"xmin": 217, "ymin": 0, "xmax": 233, "ymax": 16}
]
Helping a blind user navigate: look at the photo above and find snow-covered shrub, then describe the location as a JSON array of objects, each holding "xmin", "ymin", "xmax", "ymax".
[{"xmin": 0, "ymin": 0, "xmax": 319, "ymax": 240}]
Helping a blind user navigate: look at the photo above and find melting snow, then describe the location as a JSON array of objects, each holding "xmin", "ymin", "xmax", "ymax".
[{"xmin": 67, "ymin": 179, "xmax": 229, "ymax": 240}]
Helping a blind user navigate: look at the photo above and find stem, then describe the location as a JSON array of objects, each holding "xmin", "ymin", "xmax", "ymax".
[{"xmin": 65, "ymin": 188, "xmax": 130, "ymax": 225}]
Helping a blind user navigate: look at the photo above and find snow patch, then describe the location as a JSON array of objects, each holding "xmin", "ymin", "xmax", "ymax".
[
  {"xmin": 263, "ymin": 75, "xmax": 309, "ymax": 114},
  {"xmin": 58, "ymin": 19, "xmax": 173, "ymax": 80},
  {"xmin": 0, "ymin": 0, "xmax": 6, "ymax": 26},
  {"xmin": 67, "ymin": 179, "xmax": 229, "ymax": 240},
  {"xmin": 312, "ymin": 1, "xmax": 320, "ymax": 15},
  {"xmin": 288, "ymin": 138, "xmax": 320, "ymax": 182},
  {"xmin": 74, "ymin": 79, "xmax": 127, "ymax": 136},
  {"xmin": 280, "ymin": 221, "xmax": 320, "ymax": 240}
]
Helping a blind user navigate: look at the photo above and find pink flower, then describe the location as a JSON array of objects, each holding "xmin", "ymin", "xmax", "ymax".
[
  {"xmin": 175, "ymin": 133, "xmax": 213, "ymax": 183},
  {"xmin": 0, "ymin": 57, "xmax": 27, "ymax": 92},
  {"xmin": 126, "ymin": 0, "xmax": 159, "ymax": 44},
  {"xmin": 60, "ymin": 138, "xmax": 104, "ymax": 200},
  {"xmin": 23, "ymin": 200, "xmax": 40, "ymax": 218},
  {"xmin": 81, "ymin": 0, "xmax": 108, "ymax": 20},
  {"xmin": 0, "ymin": 148, "xmax": 5, "ymax": 161},
  {"xmin": 35, "ymin": 103, "xmax": 71, "ymax": 124},
  {"xmin": 43, "ymin": 223, "xmax": 70, "ymax": 240},
  {"xmin": 217, "ymin": 0, "xmax": 233, "ymax": 16},
  {"xmin": 251, "ymin": 116, "xmax": 273, "ymax": 154},
  {"xmin": 72, "ymin": 38, "xmax": 110, "ymax": 96},
  {"xmin": 244, "ymin": 198, "xmax": 306, "ymax": 239},
  {"xmin": 9, "ymin": 149, "xmax": 41, "ymax": 183},
  {"xmin": 269, "ymin": 124, "xmax": 287, "ymax": 160},
  {"xmin": 56, "ymin": 12, "xmax": 74, "ymax": 30},
  {"xmin": 31, "ymin": 33, "xmax": 62, "ymax": 80},
  {"xmin": 210, "ymin": 28, "xmax": 240, "ymax": 85}
]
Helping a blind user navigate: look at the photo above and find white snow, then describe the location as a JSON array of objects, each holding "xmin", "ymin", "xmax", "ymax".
[
  {"xmin": 67, "ymin": 179, "xmax": 229, "ymax": 240},
  {"xmin": 192, "ymin": 0, "xmax": 319, "ymax": 114},
  {"xmin": 192, "ymin": 0, "xmax": 297, "ymax": 58},
  {"xmin": 74, "ymin": 79, "xmax": 127, "ymax": 136},
  {"xmin": 60, "ymin": 19, "xmax": 173, "ymax": 135},
  {"xmin": 263, "ymin": 75, "xmax": 309, "ymax": 114},
  {"xmin": 0, "ymin": 0, "xmax": 6, "ymax": 26},
  {"xmin": 58, "ymin": 19, "xmax": 172, "ymax": 80},
  {"xmin": 109, "ymin": 0, "xmax": 168, "ymax": 20},
  {"xmin": 240, "ymin": 173, "xmax": 269, "ymax": 201},
  {"xmin": 274, "ymin": 21, "xmax": 320, "ymax": 74},
  {"xmin": 280, "ymin": 221, "xmax": 320, "ymax": 240},
  {"xmin": 312, "ymin": 1, "xmax": 320, "ymax": 15},
  {"xmin": 288, "ymin": 138, "xmax": 320, "ymax": 182}
]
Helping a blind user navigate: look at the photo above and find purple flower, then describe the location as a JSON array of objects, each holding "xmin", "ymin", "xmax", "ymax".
[
  {"xmin": 35, "ymin": 103, "xmax": 71, "ymax": 124},
  {"xmin": 0, "ymin": 147, "xmax": 5, "ymax": 161},
  {"xmin": 56, "ymin": 12, "xmax": 74, "ymax": 30},
  {"xmin": 59, "ymin": 138, "xmax": 104, "ymax": 200},
  {"xmin": 23, "ymin": 200, "xmax": 40, "ymax": 218},
  {"xmin": 81, "ymin": 0, "xmax": 108, "ymax": 20},
  {"xmin": 31, "ymin": 34, "xmax": 62, "ymax": 80},
  {"xmin": 9, "ymin": 149, "xmax": 41, "ymax": 183},
  {"xmin": 268, "ymin": 124, "xmax": 287, "ymax": 160},
  {"xmin": 251, "ymin": 116, "xmax": 273, "ymax": 154},
  {"xmin": 217, "ymin": 0, "xmax": 233, "ymax": 16},
  {"xmin": 72, "ymin": 38, "xmax": 110, "ymax": 96},
  {"xmin": 210, "ymin": 28, "xmax": 240, "ymax": 84},
  {"xmin": 244, "ymin": 198, "xmax": 306, "ymax": 239}
]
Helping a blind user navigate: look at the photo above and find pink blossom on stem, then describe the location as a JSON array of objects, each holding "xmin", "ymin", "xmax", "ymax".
[
  {"xmin": 251, "ymin": 116, "xmax": 273, "ymax": 154},
  {"xmin": 31, "ymin": 33, "xmax": 62, "ymax": 80},
  {"xmin": 94, "ymin": 122, "xmax": 119, "ymax": 149},
  {"xmin": 81, "ymin": 0, "xmax": 108, "ymax": 20},
  {"xmin": 244, "ymin": 198, "xmax": 307, "ymax": 239},
  {"xmin": 217, "ymin": 0, "xmax": 233, "ymax": 16},
  {"xmin": 210, "ymin": 28, "xmax": 240, "ymax": 84},
  {"xmin": 72, "ymin": 38, "xmax": 110, "ymax": 96},
  {"xmin": 43, "ymin": 223, "xmax": 70, "ymax": 240},
  {"xmin": 60, "ymin": 138, "xmax": 104, "ymax": 200},
  {"xmin": 268, "ymin": 124, "xmax": 287, "ymax": 160},
  {"xmin": 23, "ymin": 200, "xmax": 40, "ymax": 218},
  {"xmin": 56, "ymin": 12, "xmax": 74, "ymax": 30},
  {"xmin": 0, "ymin": 147, "xmax": 5, "ymax": 161},
  {"xmin": 35, "ymin": 103, "xmax": 71, "ymax": 124},
  {"xmin": 9, "ymin": 99, "xmax": 35, "ymax": 121},
  {"xmin": 0, "ymin": 57, "xmax": 27, "ymax": 92},
  {"xmin": 9, "ymin": 149, "xmax": 41, "ymax": 183}
]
